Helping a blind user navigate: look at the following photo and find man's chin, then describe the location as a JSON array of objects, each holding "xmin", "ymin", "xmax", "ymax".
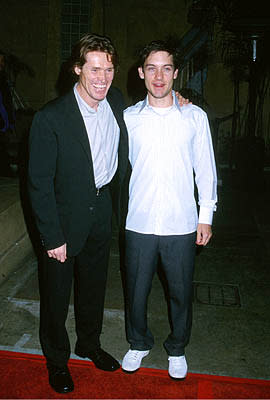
[
  {"xmin": 150, "ymin": 88, "xmax": 172, "ymax": 99},
  {"xmin": 152, "ymin": 92, "xmax": 167, "ymax": 99},
  {"xmin": 94, "ymin": 90, "xmax": 109, "ymax": 101}
]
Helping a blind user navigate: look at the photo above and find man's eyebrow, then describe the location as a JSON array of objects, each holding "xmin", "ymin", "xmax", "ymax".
[
  {"xmin": 90, "ymin": 66, "xmax": 114, "ymax": 69},
  {"xmin": 144, "ymin": 63, "xmax": 174, "ymax": 67}
]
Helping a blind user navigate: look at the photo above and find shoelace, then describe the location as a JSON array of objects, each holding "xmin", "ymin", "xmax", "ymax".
[{"xmin": 129, "ymin": 351, "xmax": 143, "ymax": 360}]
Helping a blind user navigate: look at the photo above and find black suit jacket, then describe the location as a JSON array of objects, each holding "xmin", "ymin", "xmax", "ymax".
[{"xmin": 28, "ymin": 87, "xmax": 128, "ymax": 256}]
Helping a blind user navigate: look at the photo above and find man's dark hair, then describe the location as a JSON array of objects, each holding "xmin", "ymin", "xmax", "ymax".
[
  {"xmin": 139, "ymin": 39, "xmax": 181, "ymax": 70},
  {"xmin": 69, "ymin": 33, "xmax": 119, "ymax": 75}
]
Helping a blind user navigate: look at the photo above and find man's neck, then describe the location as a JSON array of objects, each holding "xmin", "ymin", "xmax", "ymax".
[
  {"xmin": 76, "ymin": 83, "xmax": 100, "ymax": 111},
  {"xmin": 148, "ymin": 92, "xmax": 174, "ymax": 108}
]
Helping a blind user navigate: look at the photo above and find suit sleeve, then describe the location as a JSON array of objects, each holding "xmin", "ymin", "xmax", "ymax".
[{"xmin": 28, "ymin": 111, "xmax": 66, "ymax": 250}]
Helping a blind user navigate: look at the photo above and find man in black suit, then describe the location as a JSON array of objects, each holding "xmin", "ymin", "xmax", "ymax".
[{"xmin": 28, "ymin": 33, "xmax": 128, "ymax": 394}]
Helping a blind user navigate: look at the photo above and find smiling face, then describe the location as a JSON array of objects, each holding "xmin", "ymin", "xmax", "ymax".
[
  {"xmin": 74, "ymin": 51, "xmax": 114, "ymax": 110},
  {"xmin": 138, "ymin": 50, "xmax": 178, "ymax": 107}
]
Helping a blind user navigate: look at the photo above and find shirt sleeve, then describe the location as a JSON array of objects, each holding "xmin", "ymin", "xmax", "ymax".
[{"xmin": 193, "ymin": 109, "xmax": 217, "ymax": 225}]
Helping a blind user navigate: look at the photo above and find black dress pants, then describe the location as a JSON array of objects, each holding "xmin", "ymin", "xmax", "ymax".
[
  {"xmin": 125, "ymin": 230, "xmax": 196, "ymax": 356},
  {"xmin": 39, "ymin": 188, "xmax": 112, "ymax": 368}
]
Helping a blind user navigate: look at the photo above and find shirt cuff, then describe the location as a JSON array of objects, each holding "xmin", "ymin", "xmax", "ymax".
[{"xmin": 198, "ymin": 206, "xmax": 213, "ymax": 225}]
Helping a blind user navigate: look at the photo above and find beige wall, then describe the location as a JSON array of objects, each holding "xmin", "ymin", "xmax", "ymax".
[
  {"xmin": 1, "ymin": 0, "xmax": 191, "ymax": 108},
  {"xmin": 91, "ymin": 0, "xmax": 191, "ymax": 104},
  {"xmin": 0, "ymin": 0, "xmax": 230, "ymax": 112},
  {"xmin": 2, "ymin": 0, "xmax": 268, "ymax": 154}
]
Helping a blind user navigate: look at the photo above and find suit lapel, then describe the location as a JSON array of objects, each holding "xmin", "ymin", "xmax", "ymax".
[
  {"xmin": 107, "ymin": 90, "xmax": 126, "ymax": 133},
  {"xmin": 63, "ymin": 90, "xmax": 95, "ymax": 181},
  {"xmin": 64, "ymin": 91, "xmax": 92, "ymax": 161},
  {"xmin": 107, "ymin": 88, "xmax": 129, "ymax": 183}
]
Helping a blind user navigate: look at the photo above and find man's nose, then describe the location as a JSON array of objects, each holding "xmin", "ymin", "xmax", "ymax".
[
  {"xmin": 97, "ymin": 69, "xmax": 106, "ymax": 80},
  {"xmin": 155, "ymin": 68, "xmax": 163, "ymax": 79}
]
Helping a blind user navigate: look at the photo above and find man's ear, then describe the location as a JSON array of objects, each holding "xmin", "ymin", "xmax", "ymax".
[
  {"xmin": 138, "ymin": 66, "xmax": 144, "ymax": 80},
  {"xmin": 74, "ymin": 65, "xmax": 81, "ymax": 76},
  {"xmin": 173, "ymin": 68, "xmax": 179, "ymax": 80}
]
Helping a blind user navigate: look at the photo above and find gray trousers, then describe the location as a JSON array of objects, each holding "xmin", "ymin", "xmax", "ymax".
[{"xmin": 125, "ymin": 230, "xmax": 196, "ymax": 356}]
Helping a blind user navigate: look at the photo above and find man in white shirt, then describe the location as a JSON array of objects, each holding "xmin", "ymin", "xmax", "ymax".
[{"xmin": 121, "ymin": 40, "xmax": 217, "ymax": 379}]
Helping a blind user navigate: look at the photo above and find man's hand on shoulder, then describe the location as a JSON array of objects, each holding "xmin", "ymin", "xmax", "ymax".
[
  {"xmin": 175, "ymin": 91, "xmax": 192, "ymax": 107},
  {"xmin": 47, "ymin": 243, "xmax": 67, "ymax": 263},
  {"xmin": 196, "ymin": 224, "xmax": 212, "ymax": 246}
]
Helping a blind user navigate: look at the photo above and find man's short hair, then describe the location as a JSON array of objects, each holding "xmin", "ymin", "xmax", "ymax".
[
  {"xmin": 69, "ymin": 33, "xmax": 119, "ymax": 74},
  {"xmin": 139, "ymin": 39, "xmax": 181, "ymax": 70}
]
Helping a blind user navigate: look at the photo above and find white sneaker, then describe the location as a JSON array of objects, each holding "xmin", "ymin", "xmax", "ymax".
[
  {"xmin": 122, "ymin": 349, "xmax": 150, "ymax": 372},
  {"xmin": 168, "ymin": 355, "xmax": 188, "ymax": 379}
]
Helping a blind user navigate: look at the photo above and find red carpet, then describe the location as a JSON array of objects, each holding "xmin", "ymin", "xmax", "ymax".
[{"xmin": 0, "ymin": 350, "xmax": 269, "ymax": 399}]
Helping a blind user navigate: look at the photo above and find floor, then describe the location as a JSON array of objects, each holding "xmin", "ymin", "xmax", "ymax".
[{"xmin": 0, "ymin": 169, "xmax": 269, "ymax": 381}]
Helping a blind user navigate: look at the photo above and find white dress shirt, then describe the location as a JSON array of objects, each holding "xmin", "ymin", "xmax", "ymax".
[
  {"xmin": 124, "ymin": 92, "xmax": 217, "ymax": 236},
  {"xmin": 74, "ymin": 84, "xmax": 120, "ymax": 188}
]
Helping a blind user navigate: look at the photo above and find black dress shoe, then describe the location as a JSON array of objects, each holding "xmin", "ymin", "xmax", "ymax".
[
  {"xmin": 75, "ymin": 348, "xmax": 120, "ymax": 371},
  {"xmin": 48, "ymin": 364, "xmax": 74, "ymax": 393}
]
